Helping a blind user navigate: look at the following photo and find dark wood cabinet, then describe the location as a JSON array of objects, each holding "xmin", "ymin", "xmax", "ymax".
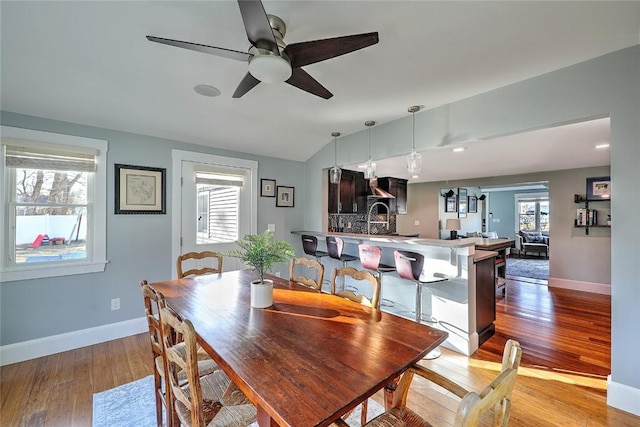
[
  {"xmin": 475, "ymin": 254, "xmax": 496, "ymax": 346},
  {"xmin": 328, "ymin": 169, "xmax": 367, "ymax": 214},
  {"xmin": 377, "ymin": 177, "xmax": 408, "ymax": 214}
]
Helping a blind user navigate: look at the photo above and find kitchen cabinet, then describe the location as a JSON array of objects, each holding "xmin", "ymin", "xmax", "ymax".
[
  {"xmin": 328, "ymin": 169, "xmax": 367, "ymax": 214},
  {"xmin": 377, "ymin": 177, "xmax": 408, "ymax": 214}
]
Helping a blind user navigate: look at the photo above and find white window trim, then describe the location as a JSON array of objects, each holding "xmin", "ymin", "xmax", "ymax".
[
  {"xmin": 1, "ymin": 126, "xmax": 108, "ymax": 282},
  {"xmin": 171, "ymin": 150, "xmax": 257, "ymax": 275}
]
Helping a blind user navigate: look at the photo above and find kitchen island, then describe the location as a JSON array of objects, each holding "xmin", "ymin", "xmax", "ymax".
[{"xmin": 292, "ymin": 231, "xmax": 504, "ymax": 355}]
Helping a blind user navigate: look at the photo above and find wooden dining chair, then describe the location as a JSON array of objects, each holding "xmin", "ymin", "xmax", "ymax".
[
  {"xmin": 347, "ymin": 339, "xmax": 523, "ymax": 427},
  {"xmin": 289, "ymin": 256, "xmax": 325, "ymax": 291},
  {"xmin": 330, "ymin": 267, "xmax": 381, "ymax": 309},
  {"xmin": 140, "ymin": 281, "xmax": 218, "ymax": 427},
  {"xmin": 176, "ymin": 251, "xmax": 223, "ymax": 278},
  {"xmin": 330, "ymin": 266, "xmax": 382, "ymax": 425},
  {"xmin": 159, "ymin": 305, "xmax": 257, "ymax": 427}
]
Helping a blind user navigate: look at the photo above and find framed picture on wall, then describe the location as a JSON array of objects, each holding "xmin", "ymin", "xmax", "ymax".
[
  {"xmin": 468, "ymin": 196, "xmax": 477, "ymax": 213},
  {"xmin": 276, "ymin": 186, "xmax": 295, "ymax": 207},
  {"xmin": 458, "ymin": 188, "xmax": 468, "ymax": 218},
  {"xmin": 114, "ymin": 164, "xmax": 166, "ymax": 214},
  {"xmin": 260, "ymin": 178, "xmax": 276, "ymax": 197},
  {"xmin": 586, "ymin": 176, "xmax": 611, "ymax": 200},
  {"xmin": 445, "ymin": 195, "xmax": 457, "ymax": 212}
]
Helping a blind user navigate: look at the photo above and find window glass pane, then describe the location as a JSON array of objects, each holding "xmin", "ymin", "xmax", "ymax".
[
  {"xmin": 540, "ymin": 201, "xmax": 550, "ymax": 231},
  {"xmin": 196, "ymin": 184, "xmax": 239, "ymax": 244},
  {"xmin": 14, "ymin": 206, "xmax": 87, "ymax": 264},
  {"xmin": 12, "ymin": 167, "xmax": 88, "ymax": 264},
  {"xmin": 16, "ymin": 168, "xmax": 88, "ymax": 205}
]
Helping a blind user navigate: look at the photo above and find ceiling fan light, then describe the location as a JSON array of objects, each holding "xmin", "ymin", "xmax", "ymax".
[
  {"xmin": 406, "ymin": 150, "xmax": 422, "ymax": 175},
  {"xmin": 248, "ymin": 54, "xmax": 292, "ymax": 83}
]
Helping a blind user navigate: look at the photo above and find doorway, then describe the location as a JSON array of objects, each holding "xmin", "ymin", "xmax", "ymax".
[{"xmin": 171, "ymin": 150, "xmax": 257, "ymax": 277}]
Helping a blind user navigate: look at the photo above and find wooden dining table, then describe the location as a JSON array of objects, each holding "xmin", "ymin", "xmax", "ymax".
[{"xmin": 149, "ymin": 269, "xmax": 448, "ymax": 427}]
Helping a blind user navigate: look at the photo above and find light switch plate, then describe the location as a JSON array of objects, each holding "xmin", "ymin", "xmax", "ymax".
[
  {"xmin": 414, "ymin": 220, "xmax": 420, "ymax": 226},
  {"xmin": 268, "ymin": 224, "xmax": 275, "ymax": 232}
]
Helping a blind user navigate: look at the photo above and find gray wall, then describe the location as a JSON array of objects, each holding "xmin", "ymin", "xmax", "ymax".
[
  {"xmin": 304, "ymin": 46, "xmax": 639, "ymax": 395},
  {"xmin": 0, "ymin": 111, "xmax": 306, "ymax": 345}
]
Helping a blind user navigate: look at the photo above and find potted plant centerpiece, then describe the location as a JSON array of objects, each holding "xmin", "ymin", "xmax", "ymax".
[{"xmin": 223, "ymin": 230, "xmax": 295, "ymax": 308}]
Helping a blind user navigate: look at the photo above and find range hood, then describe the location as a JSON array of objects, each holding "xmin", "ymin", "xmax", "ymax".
[{"xmin": 367, "ymin": 178, "xmax": 395, "ymax": 199}]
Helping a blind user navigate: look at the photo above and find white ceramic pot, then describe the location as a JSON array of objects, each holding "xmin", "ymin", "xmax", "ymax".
[{"xmin": 250, "ymin": 279, "xmax": 273, "ymax": 308}]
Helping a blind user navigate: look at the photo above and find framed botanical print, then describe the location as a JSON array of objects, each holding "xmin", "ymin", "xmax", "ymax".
[{"xmin": 261, "ymin": 178, "xmax": 276, "ymax": 197}]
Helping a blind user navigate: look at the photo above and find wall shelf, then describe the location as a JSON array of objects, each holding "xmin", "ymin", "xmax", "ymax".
[{"xmin": 574, "ymin": 194, "xmax": 610, "ymax": 235}]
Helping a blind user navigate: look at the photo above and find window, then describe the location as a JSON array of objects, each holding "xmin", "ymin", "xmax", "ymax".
[
  {"xmin": 195, "ymin": 172, "xmax": 243, "ymax": 244},
  {"xmin": 1, "ymin": 126, "xmax": 108, "ymax": 282},
  {"xmin": 517, "ymin": 196, "xmax": 549, "ymax": 232}
]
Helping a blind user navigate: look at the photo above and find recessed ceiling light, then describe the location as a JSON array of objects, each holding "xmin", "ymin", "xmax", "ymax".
[
  {"xmin": 194, "ymin": 84, "xmax": 221, "ymax": 97},
  {"xmin": 594, "ymin": 143, "xmax": 610, "ymax": 149},
  {"xmin": 452, "ymin": 147, "xmax": 465, "ymax": 152}
]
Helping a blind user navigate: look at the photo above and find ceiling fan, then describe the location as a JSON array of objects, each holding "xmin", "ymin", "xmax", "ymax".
[{"xmin": 146, "ymin": 0, "xmax": 379, "ymax": 99}]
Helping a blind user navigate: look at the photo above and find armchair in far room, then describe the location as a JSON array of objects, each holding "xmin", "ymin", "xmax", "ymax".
[{"xmin": 516, "ymin": 230, "xmax": 549, "ymax": 258}]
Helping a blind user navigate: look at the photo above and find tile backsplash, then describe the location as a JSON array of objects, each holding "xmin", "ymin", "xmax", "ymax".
[{"xmin": 328, "ymin": 199, "xmax": 397, "ymax": 235}]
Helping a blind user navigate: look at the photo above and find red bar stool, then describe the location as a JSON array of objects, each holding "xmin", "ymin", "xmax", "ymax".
[
  {"xmin": 358, "ymin": 244, "xmax": 396, "ymax": 307},
  {"xmin": 394, "ymin": 250, "xmax": 448, "ymax": 359}
]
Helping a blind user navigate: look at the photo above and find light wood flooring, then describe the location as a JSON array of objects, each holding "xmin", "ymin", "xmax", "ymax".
[{"xmin": 2, "ymin": 278, "xmax": 639, "ymax": 426}]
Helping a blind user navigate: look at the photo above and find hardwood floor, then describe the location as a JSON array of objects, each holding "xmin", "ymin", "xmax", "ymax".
[{"xmin": 2, "ymin": 278, "xmax": 638, "ymax": 426}]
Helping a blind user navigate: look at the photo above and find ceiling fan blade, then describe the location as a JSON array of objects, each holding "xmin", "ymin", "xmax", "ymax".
[
  {"xmin": 146, "ymin": 36, "xmax": 251, "ymax": 62},
  {"xmin": 285, "ymin": 68, "xmax": 333, "ymax": 99},
  {"xmin": 285, "ymin": 32, "xmax": 379, "ymax": 68},
  {"xmin": 232, "ymin": 72, "xmax": 261, "ymax": 98},
  {"xmin": 237, "ymin": 0, "xmax": 278, "ymax": 53}
]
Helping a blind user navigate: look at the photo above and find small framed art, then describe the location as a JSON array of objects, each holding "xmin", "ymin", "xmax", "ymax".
[
  {"xmin": 586, "ymin": 176, "xmax": 611, "ymax": 200},
  {"xmin": 115, "ymin": 164, "xmax": 166, "ymax": 214},
  {"xmin": 445, "ymin": 195, "xmax": 457, "ymax": 213},
  {"xmin": 458, "ymin": 188, "xmax": 468, "ymax": 218},
  {"xmin": 468, "ymin": 196, "xmax": 477, "ymax": 213},
  {"xmin": 261, "ymin": 179, "xmax": 276, "ymax": 197},
  {"xmin": 276, "ymin": 186, "xmax": 295, "ymax": 207}
]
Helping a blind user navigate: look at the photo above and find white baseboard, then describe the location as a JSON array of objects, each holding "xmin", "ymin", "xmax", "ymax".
[
  {"xmin": 0, "ymin": 317, "xmax": 147, "ymax": 366},
  {"xmin": 548, "ymin": 277, "xmax": 611, "ymax": 295},
  {"xmin": 608, "ymin": 375, "xmax": 640, "ymax": 416}
]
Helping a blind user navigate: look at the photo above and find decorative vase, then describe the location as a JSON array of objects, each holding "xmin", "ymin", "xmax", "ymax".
[{"xmin": 250, "ymin": 279, "xmax": 274, "ymax": 308}]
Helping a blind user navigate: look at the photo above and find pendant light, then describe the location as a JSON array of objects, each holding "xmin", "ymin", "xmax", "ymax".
[
  {"xmin": 364, "ymin": 120, "xmax": 377, "ymax": 179},
  {"xmin": 329, "ymin": 132, "xmax": 342, "ymax": 184},
  {"xmin": 406, "ymin": 105, "xmax": 422, "ymax": 175}
]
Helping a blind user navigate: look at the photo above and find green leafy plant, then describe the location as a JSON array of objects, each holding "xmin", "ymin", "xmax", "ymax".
[{"xmin": 222, "ymin": 230, "xmax": 296, "ymax": 283}]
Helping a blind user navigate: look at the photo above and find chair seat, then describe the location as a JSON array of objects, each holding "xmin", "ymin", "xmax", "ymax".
[
  {"xmin": 338, "ymin": 253, "xmax": 359, "ymax": 262},
  {"xmin": 174, "ymin": 370, "xmax": 256, "ymax": 426},
  {"xmin": 365, "ymin": 406, "xmax": 433, "ymax": 427}
]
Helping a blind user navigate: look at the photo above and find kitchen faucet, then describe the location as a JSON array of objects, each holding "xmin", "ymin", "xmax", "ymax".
[{"xmin": 368, "ymin": 201, "xmax": 390, "ymax": 235}]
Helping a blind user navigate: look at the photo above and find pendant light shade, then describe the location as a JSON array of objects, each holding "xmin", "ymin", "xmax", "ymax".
[
  {"xmin": 364, "ymin": 120, "xmax": 376, "ymax": 179},
  {"xmin": 406, "ymin": 106, "xmax": 422, "ymax": 175},
  {"xmin": 329, "ymin": 132, "xmax": 342, "ymax": 184}
]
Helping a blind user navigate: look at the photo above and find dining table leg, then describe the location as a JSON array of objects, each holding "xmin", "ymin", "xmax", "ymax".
[
  {"xmin": 257, "ymin": 405, "xmax": 279, "ymax": 426},
  {"xmin": 383, "ymin": 375, "xmax": 401, "ymax": 410}
]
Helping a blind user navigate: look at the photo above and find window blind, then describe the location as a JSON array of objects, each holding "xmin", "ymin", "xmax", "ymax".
[{"xmin": 4, "ymin": 143, "xmax": 96, "ymax": 172}]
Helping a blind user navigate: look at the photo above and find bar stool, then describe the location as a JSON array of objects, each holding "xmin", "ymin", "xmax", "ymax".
[
  {"xmin": 394, "ymin": 250, "xmax": 448, "ymax": 359},
  {"xmin": 326, "ymin": 236, "xmax": 359, "ymax": 290},
  {"xmin": 358, "ymin": 244, "xmax": 396, "ymax": 307},
  {"xmin": 301, "ymin": 235, "xmax": 329, "ymax": 262}
]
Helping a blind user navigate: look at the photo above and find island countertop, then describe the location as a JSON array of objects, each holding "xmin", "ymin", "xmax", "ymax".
[{"xmin": 291, "ymin": 230, "xmax": 478, "ymax": 250}]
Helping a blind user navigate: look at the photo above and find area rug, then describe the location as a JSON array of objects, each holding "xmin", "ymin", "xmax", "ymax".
[
  {"xmin": 93, "ymin": 375, "xmax": 384, "ymax": 426},
  {"xmin": 506, "ymin": 257, "xmax": 549, "ymax": 280}
]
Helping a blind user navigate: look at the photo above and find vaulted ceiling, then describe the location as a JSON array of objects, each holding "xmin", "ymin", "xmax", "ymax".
[{"xmin": 2, "ymin": 1, "xmax": 638, "ymax": 180}]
